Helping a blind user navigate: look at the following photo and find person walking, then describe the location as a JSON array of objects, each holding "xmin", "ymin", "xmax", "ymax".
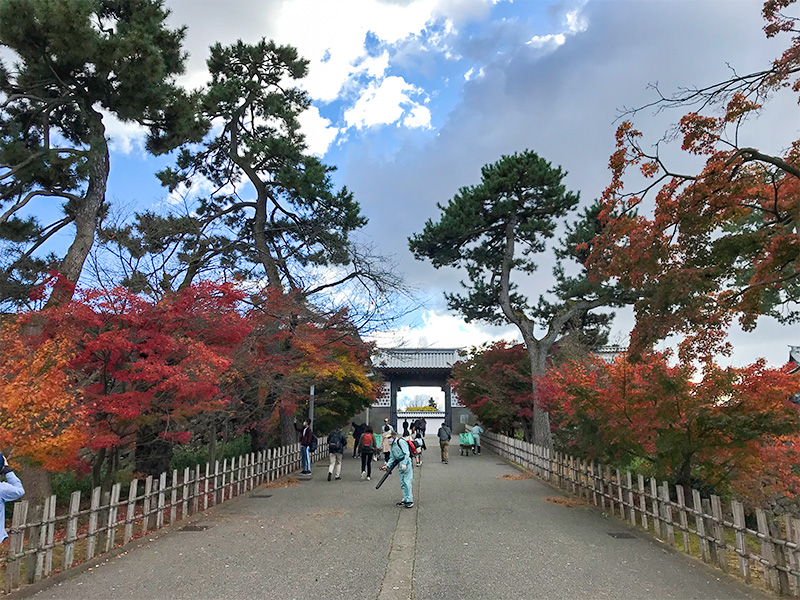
[
  {"xmin": 0, "ymin": 454, "xmax": 24, "ymax": 544},
  {"xmin": 402, "ymin": 419, "xmax": 409, "ymax": 437},
  {"xmin": 412, "ymin": 426, "xmax": 425, "ymax": 467},
  {"xmin": 327, "ymin": 426, "xmax": 346, "ymax": 481},
  {"xmin": 359, "ymin": 425, "xmax": 377, "ymax": 480},
  {"xmin": 351, "ymin": 422, "xmax": 365, "ymax": 458},
  {"xmin": 380, "ymin": 422, "xmax": 393, "ymax": 463},
  {"xmin": 420, "ymin": 417, "xmax": 427, "ymax": 437},
  {"xmin": 470, "ymin": 422, "xmax": 484, "ymax": 454},
  {"xmin": 294, "ymin": 419, "xmax": 313, "ymax": 474},
  {"xmin": 379, "ymin": 430, "xmax": 414, "ymax": 508},
  {"xmin": 438, "ymin": 421, "xmax": 452, "ymax": 464}
]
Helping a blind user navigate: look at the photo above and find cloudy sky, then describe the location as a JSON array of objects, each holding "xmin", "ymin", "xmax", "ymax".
[{"xmin": 100, "ymin": 0, "xmax": 797, "ymax": 368}]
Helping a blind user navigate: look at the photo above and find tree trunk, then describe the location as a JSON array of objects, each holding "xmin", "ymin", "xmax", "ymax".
[
  {"xmin": 134, "ymin": 423, "xmax": 173, "ymax": 477},
  {"xmin": 526, "ymin": 341, "xmax": 554, "ymax": 450},
  {"xmin": 280, "ymin": 411, "xmax": 297, "ymax": 446},
  {"xmin": 48, "ymin": 110, "xmax": 108, "ymax": 305},
  {"xmin": 207, "ymin": 422, "xmax": 218, "ymax": 467},
  {"xmin": 16, "ymin": 463, "xmax": 52, "ymax": 507}
]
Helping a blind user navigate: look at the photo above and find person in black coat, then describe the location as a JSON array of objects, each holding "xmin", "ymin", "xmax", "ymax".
[
  {"xmin": 402, "ymin": 419, "xmax": 410, "ymax": 437},
  {"xmin": 351, "ymin": 422, "xmax": 365, "ymax": 458}
]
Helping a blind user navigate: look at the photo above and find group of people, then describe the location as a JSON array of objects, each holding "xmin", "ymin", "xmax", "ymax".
[{"xmin": 297, "ymin": 416, "xmax": 484, "ymax": 510}]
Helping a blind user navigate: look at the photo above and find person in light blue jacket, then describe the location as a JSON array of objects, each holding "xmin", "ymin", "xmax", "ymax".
[
  {"xmin": 470, "ymin": 422, "xmax": 484, "ymax": 455},
  {"xmin": 0, "ymin": 453, "xmax": 24, "ymax": 543},
  {"xmin": 380, "ymin": 430, "xmax": 414, "ymax": 508}
]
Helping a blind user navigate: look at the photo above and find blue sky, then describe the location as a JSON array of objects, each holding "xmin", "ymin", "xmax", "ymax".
[{"xmin": 87, "ymin": 0, "xmax": 797, "ymax": 368}]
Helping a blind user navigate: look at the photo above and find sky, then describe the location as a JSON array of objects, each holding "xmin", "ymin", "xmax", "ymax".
[{"xmin": 95, "ymin": 0, "xmax": 797, "ymax": 369}]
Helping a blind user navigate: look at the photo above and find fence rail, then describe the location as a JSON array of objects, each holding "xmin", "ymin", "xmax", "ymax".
[
  {"xmin": 1, "ymin": 438, "xmax": 328, "ymax": 594},
  {"xmin": 484, "ymin": 431, "xmax": 799, "ymax": 597}
]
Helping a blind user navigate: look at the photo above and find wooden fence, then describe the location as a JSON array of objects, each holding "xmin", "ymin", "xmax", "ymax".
[
  {"xmin": 484, "ymin": 431, "xmax": 800, "ymax": 597},
  {"xmin": 1, "ymin": 437, "xmax": 328, "ymax": 594}
]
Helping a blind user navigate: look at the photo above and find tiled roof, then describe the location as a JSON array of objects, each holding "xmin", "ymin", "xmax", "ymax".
[{"xmin": 373, "ymin": 348, "xmax": 463, "ymax": 370}]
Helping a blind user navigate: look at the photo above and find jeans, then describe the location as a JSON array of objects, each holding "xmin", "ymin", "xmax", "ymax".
[
  {"xmin": 301, "ymin": 445, "xmax": 311, "ymax": 472},
  {"xmin": 361, "ymin": 451, "xmax": 373, "ymax": 477}
]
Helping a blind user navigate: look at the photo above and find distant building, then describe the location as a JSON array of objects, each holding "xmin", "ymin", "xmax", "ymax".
[
  {"xmin": 789, "ymin": 346, "xmax": 800, "ymax": 375},
  {"xmin": 593, "ymin": 345, "xmax": 626, "ymax": 363},
  {"xmin": 788, "ymin": 346, "xmax": 800, "ymax": 405}
]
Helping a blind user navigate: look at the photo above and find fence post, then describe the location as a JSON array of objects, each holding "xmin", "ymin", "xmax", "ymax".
[
  {"xmin": 650, "ymin": 478, "xmax": 661, "ymax": 539},
  {"xmin": 86, "ymin": 486, "xmax": 102, "ymax": 559},
  {"xmin": 63, "ymin": 491, "xmax": 81, "ymax": 571},
  {"xmin": 182, "ymin": 467, "xmax": 190, "ymax": 519},
  {"xmin": 626, "ymin": 472, "xmax": 636, "ymax": 526},
  {"xmin": 692, "ymin": 489, "xmax": 709, "ymax": 562},
  {"xmin": 675, "ymin": 485, "xmax": 690, "ymax": 553},
  {"xmin": 5, "ymin": 500, "xmax": 28, "ymax": 593},
  {"xmin": 220, "ymin": 459, "xmax": 227, "ymax": 504},
  {"xmin": 23, "ymin": 503, "xmax": 43, "ymax": 585},
  {"xmin": 789, "ymin": 517, "xmax": 800, "ymax": 595},
  {"xmin": 710, "ymin": 495, "xmax": 728, "ymax": 573},
  {"xmin": 203, "ymin": 463, "xmax": 210, "ymax": 511},
  {"xmin": 607, "ymin": 467, "xmax": 616, "ymax": 516},
  {"xmin": 616, "ymin": 469, "xmax": 625, "ymax": 520},
  {"xmin": 756, "ymin": 508, "xmax": 778, "ymax": 592},
  {"xmin": 105, "ymin": 482, "xmax": 121, "ymax": 552},
  {"xmin": 637, "ymin": 475, "xmax": 648, "ymax": 532},
  {"xmin": 35, "ymin": 498, "xmax": 51, "ymax": 581},
  {"xmin": 170, "ymin": 470, "xmax": 178, "ymax": 524},
  {"xmin": 142, "ymin": 476, "xmax": 153, "ymax": 535},
  {"xmin": 731, "ymin": 500, "xmax": 750, "ymax": 583},
  {"xmin": 760, "ymin": 509, "xmax": 791, "ymax": 596},
  {"xmin": 213, "ymin": 460, "xmax": 220, "ymax": 506},
  {"xmin": 43, "ymin": 494, "xmax": 56, "ymax": 578},
  {"xmin": 660, "ymin": 482, "xmax": 675, "ymax": 547},
  {"xmin": 124, "ymin": 479, "xmax": 138, "ymax": 545},
  {"xmin": 702, "ymin": 498, "xmax": 718, "ymax": 566}
]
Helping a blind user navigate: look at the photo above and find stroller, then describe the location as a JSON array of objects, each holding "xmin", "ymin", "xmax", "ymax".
[{"xmin": 459, "ymin": 432, "xmax": 475, "ymax": 456}]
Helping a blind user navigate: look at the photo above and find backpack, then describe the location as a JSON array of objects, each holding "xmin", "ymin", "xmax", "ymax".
[
  {"xmin": 360, "ymin": 432, "xmax": 374, "ymax": 450},
  {"xmin": 406, "ymin": 438, "xmax": 418, "ymax": 456},
  {"xmin": 310, "ymin": 434, "xmax": 318, "ymax": 452},
  {"xmin": 328, "ymin": 431, "xmax": 344, "ymax": 453}
]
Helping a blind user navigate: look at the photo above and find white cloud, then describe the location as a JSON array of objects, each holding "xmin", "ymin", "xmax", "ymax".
[
  {"xmin": 296, "ymin": 106, "xmax": 340, "ymax": 156},
  {"xmin": 527, "ymin": 33, "xmax": 566, "ymax": 49},
  {"xmin": 403, "ymin": 104, "xmax": 432, "ymax": 129},
  {"xmin": 367, "ymin": 310, "xmax": 519, "ymax": 349},
  {"xmin": 344, "ymin": 76, "xmax": 430, "ymax": 129},
  {"xmin": 101, "ymin": 110, "xmax": 147, "ymax": 155}
]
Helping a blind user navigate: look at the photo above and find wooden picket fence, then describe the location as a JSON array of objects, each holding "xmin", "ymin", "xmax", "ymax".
[
  {"xmin": 484, "ymin": 431, "xmax": 800, "ymax": 597},
  {"xmin": 1, "ymin": 438, "xmax": 328, "ymax": 594}
]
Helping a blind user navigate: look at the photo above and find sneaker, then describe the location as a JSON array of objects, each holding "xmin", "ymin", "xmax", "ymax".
[
  {"xmin": 403, "ymin": 502, "xmax": 414, "ymax": 508},
  {"xmin": 396, "ymin": 501, "xmax": 406, "ymax": 506},
  {"xmin": 335, "ymin": 476, "xmax": 341, "ymax": 480},
  {"xmin": 361, "ymin": 471, "xmax": 366, "ymax": 480},
  {"xmin": 444, "ymin": 461, "xmax": 448, "ymax": 464},
  {"xmin": 327, "ymin": 472, "xmax": 332, "ymax": 481},
  {"xmin": 367, "ymin": 476, "xmax": 371, "ymax": 481}
]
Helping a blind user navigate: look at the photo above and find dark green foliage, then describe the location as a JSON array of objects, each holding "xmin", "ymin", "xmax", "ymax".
[
  {"xmin": 0, "ymin": 0, "xmax": 203, "ymax": 307},
  {"xmin": 149, "ymin": 39, "xmax": 367, "ymax": 294},
  {"xmin": 410, "ymin": 150, "xmax": 580, "ymax": 326}
]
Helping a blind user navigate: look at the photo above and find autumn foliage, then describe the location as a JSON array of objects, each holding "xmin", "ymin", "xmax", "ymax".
[
  {"xmin": 539, "ymin": 353, "xmax": 800, "ymax": 498},
  {"xmin": 0, "ymin": 281, "xmax": 377, "ymax": 478},
  {"xmin": 588, "ymin": 2, "xmax": 800, "ymax": 361}
]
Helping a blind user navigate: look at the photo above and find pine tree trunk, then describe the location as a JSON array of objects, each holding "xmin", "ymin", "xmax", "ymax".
[{"xmin": 48, "ymin": 110, "xmax": 108, "ymax": 305}]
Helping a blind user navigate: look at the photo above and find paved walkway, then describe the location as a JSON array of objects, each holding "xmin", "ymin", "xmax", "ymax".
[{"xmin": 29, "ymin": 440, "xmax": 766, "ymax": 600}]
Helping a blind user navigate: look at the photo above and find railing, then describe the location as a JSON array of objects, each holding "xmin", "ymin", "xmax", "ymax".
[
  {"xmin": 484, "ymin": 431, "xmax": 799, "ymax": 597},
  {"xmin": 1, "ymin": 437, "xmax": 328, "ymax": 594}
]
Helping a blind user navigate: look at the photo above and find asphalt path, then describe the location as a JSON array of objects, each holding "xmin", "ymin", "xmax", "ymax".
[{"xmin": 29, "ymin": 439, "xmax": 768, "ymax": 600}]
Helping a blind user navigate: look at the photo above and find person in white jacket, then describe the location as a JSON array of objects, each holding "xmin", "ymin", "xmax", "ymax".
[{"xmin": 0, "ymin": 453, "xmax": 24, "ymax": 543}]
